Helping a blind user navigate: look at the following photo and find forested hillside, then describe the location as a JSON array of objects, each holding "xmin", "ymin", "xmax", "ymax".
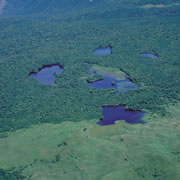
[
  {"xmin": 0, "ymin": 0, "xmax": 180, "ymax": 179},
  {"xmin": 1, "ymin": 0, "xmax": 105, "ymax": 16},
  {"xmin": 0, "ymin": 1, "xmax": 180, "ymax": 133},
  {"xmin": 1, "ymin": 0, "xmax": 180, "ymax": 16}
]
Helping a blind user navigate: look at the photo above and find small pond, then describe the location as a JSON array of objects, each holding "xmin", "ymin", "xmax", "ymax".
[
  {"xmin": 29, "ymin": 64, "xmax": 63, "ymax": 86},
  {"xmin": 88, "ymin": 68, "xmax": 140, "ymax": 93},
  {"xmin": 97, "ymin": 106, "xmax": 145, "ymax": 125},
  {"xmin": 88, "ymin": 77, "xmax": 119, "ymax": 89},
  {"xmin": 94, "ymin": 46, "xmax": 112, "ymax": 55},
  {"xmin": 140, "ymin": 52, "xmax": 158, "ymax": 59}
]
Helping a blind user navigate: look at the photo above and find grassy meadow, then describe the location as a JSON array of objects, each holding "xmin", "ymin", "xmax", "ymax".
[{"xmin": 0, "ymin": 104, "xmax": 179, "ymax": 179}]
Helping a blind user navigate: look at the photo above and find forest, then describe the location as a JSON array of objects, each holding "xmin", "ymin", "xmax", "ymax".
[
  {"xmin": 0, "ymin": 168, "xmax": 25, "ymax": 180},
  {"xmin": 0, "ymin": 11, "xmax": 180, "ymax": 133},
  {"xmin": 0, "ymin": 0, "xmax": 180, "ymax": 179}
]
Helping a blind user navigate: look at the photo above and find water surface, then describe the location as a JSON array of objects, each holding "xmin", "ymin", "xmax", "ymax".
[
  {"xmin": 88, "ymin": 68, "xmax": 140, "ymax": 93},
  {"xmin": 29, "ymin": 64, "xmax": 63, "ymax": 86},
  {"xmin": 94, "ymin": 46, "xmax": 112, "ymax": 55},
  {"xmin": 117, "ymin": 79, "xmax": 140, "ymax": 93},
  {"xmin": 98, "ymin": 106, "xmax": 145, "ymax": 125},
  {"xmin": 88, "ymin": 77, "xmax": 119, "ymax": 89},
  {"xmin": 140, "ymin": 52, "xmax": 158, "ymax": 59}
]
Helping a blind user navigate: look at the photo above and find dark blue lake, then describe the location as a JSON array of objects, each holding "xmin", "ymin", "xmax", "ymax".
[
  {"xmin": 94, "ymin": 46, "xmax": 112, "ymax": 55},
  {"xmin": 29, "ymin": 64, "xmax": 63, "ymax": 86},
  {"xmin": 141, "ymin": 52, "xmax": 158, "ymax": 59},
  {"xmin": 97, "ymin": 106, "xmax": 145, "ymax": 125}
]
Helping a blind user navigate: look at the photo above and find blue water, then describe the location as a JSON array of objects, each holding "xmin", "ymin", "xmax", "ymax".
[
  {"xmin": 94, "ymin": 46, "xmax": 112, "ymax": 55},
  {"xmin": 88, "ymin": 68, "xmax": 140, "ymax": 93},
  {"xmin": 141, "ymin": 52, "xmax": 158, "ymax": 59},
  {"xmin": 88, "ymin": 77, "xmax": 119, "ymax": 89},
  {"xmin": 29, "ymin": 65, "xmax": 63, "ymax": 86},
  {"xmin": 97, "ymin": 106, "xmax": 145, "ymax": 125},
  {"xmin": 117, "ymin": 79, "xmax": 140, "ymax": 93}
]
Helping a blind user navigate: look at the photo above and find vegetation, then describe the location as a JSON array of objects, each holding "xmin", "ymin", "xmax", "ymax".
[
  {"xmin": 0, "ymin": 0, "xmax": 180, "ymax": 179},
  {"xmin": 0, "ymin": 169, "xmax": 24, "ymax": 180},
  {"xmin": 91, "ymin": 64, "xmax": 126, "ymax": 76},
  {"xmin": 0, "ymin": 0, "xmax": 180, "ymax": 133},
  {"xmin": 0, "ymin": 104, "xmax": 179, "ymax": 179},
  {"xmin": 87, "ymin": 74, "xmax": 104, "ymax": 83}
]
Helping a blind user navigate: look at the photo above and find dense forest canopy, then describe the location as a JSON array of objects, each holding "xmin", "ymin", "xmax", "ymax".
[
  {"xmin": 0, "ymin": 0, "xmax": 180, "ymax": 179},
  {"xmin": 0, "ymin": 0, "xmax": 180, "ymax": 16},
  {"xmin": 0, "ymin": 0, "xmax": 180, "ymax": 133}
]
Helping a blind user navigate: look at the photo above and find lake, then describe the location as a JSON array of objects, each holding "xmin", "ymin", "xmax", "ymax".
[
  {"xmin": 88, "ymin": 68, "xmax": 141, "ymax": 93},
  {"xmin": 29, "ymin": 64, "xmax": 63, "ymax": 86},
  {"xmin": 140, "ymin": 52, "xmax": 158, "ymax": 59},
  {"xmin": 97, "ymin": 106, "xmax": 145, "ymax": 125},
  {"xmin": 94, "ymin": 46, "xmax": 112, "ymax": 55}
]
